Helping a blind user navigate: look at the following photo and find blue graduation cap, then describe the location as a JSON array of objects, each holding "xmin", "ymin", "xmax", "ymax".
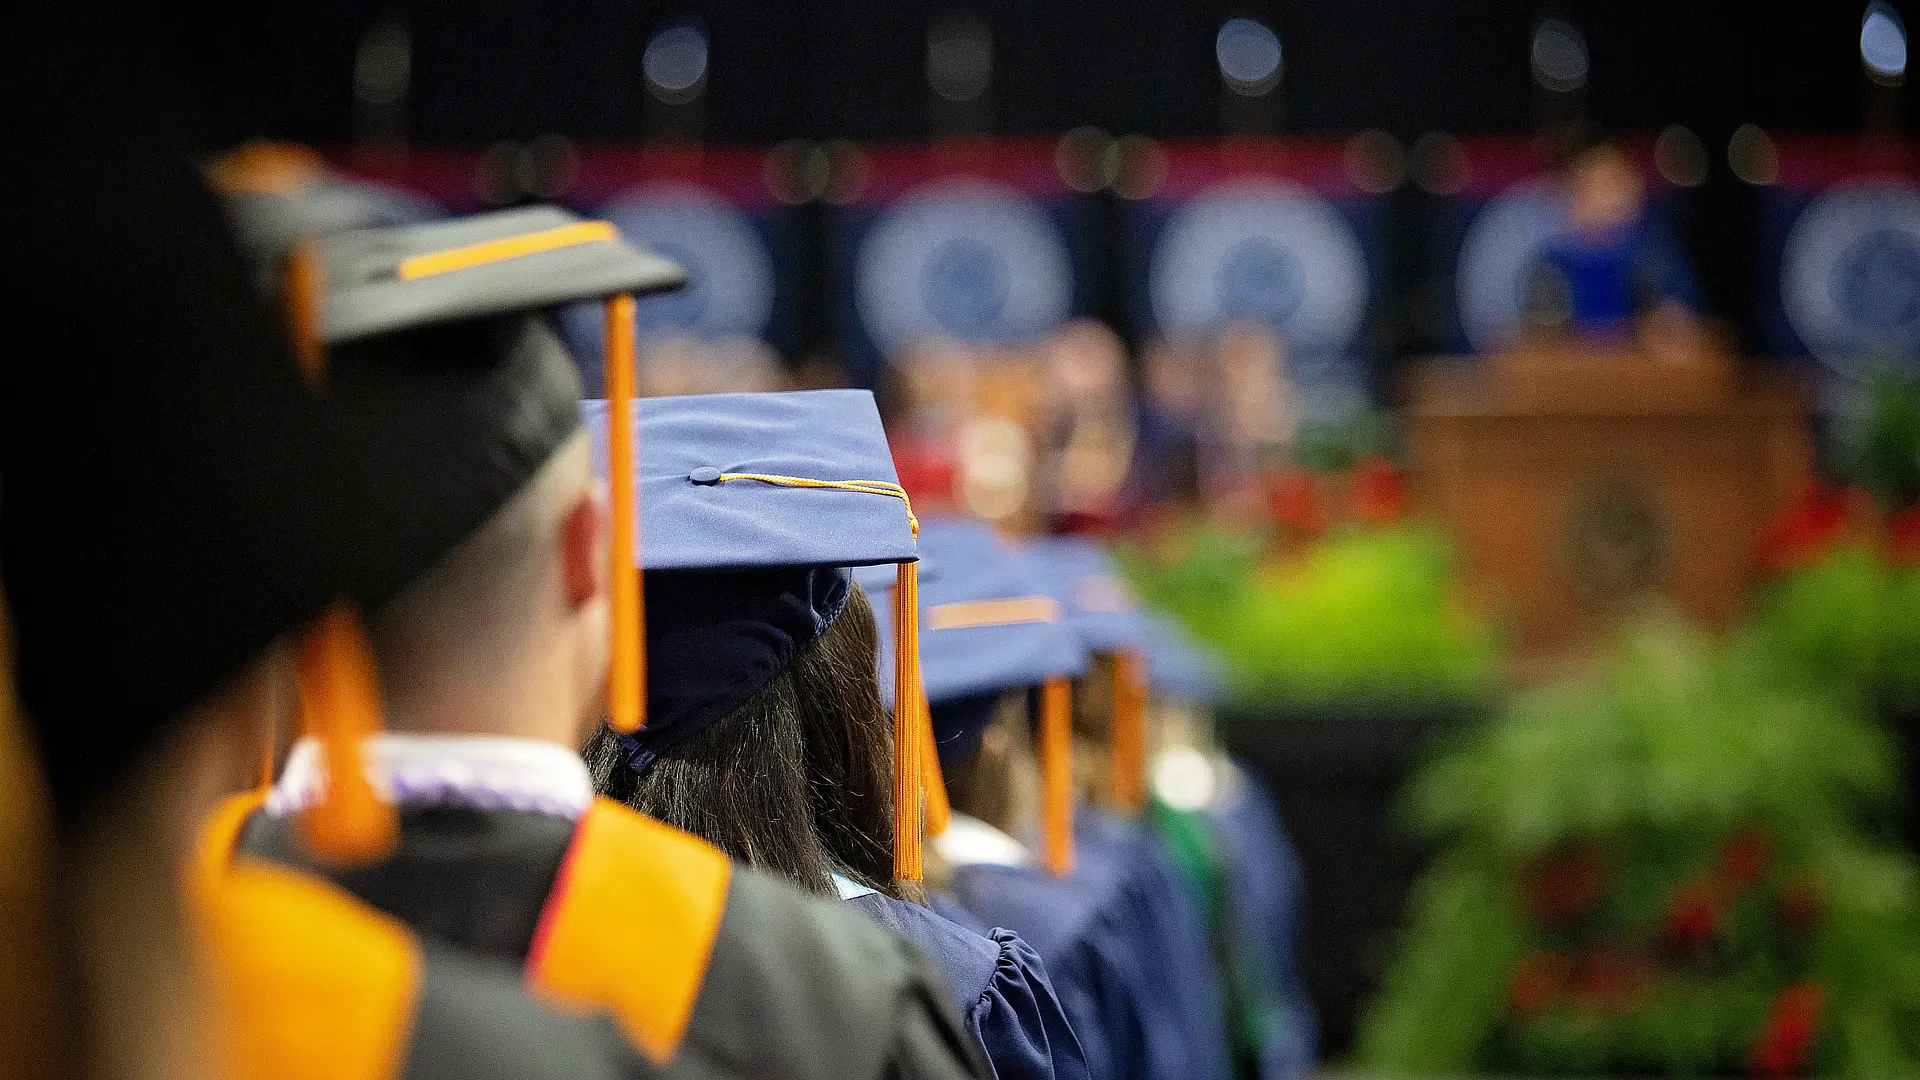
[
  {"xmin": 1014, "ymin": 536, "xmax": 1157, "ymax": 817},
  {"xmin": 582, "ymin": 389, "xmax": 932, "ymax": 880},
  {"xmin": 1136, "ymin": 614, "xmax": 1228, "ymax": 707},
  {"xmin": 868, "ymin": 519, "xmax": 1090, "ymax": 876},
  {"xmin": 276, "ymin": 204, "xmax": 684, "ymax": 864}
]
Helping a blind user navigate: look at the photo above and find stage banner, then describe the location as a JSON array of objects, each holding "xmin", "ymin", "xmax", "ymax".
[
  {"xmin": 1122, "ymin": 138, "xmax": 1387, "ymax": 420},
  {"xmin": 1755, "ymin": 136, "xmax": 1920, "ymax": 401},
  {"xmin": 1427, "ymin": 135, "xmax": 1683, "ymax": 356},
  {"xmin": 829, "ymin": 141, "xmax": 1093, "ymax": 388}
]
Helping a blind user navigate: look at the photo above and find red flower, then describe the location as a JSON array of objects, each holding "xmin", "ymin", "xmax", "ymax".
[
  {"xmin": 1755, "ymin": 481, "xmax": 1850, "ymax": 575},
  {"xmin": 1749, "ymin": 982, "xmax": 1824, "ymax": 1077},
  {"xmin": 1350, "ymin": 456, "xmax": 1409, "ymax": 526},
  {"xmin": 1719, "ymin": 827, "xmax": 1774, "ymax": 891},
  {"xmin": 1523, "ymin": 845, "xmax": 1607, "ymax": 926},
  {"xmin": 1662, "ymin": 877, "xmax": 1727, "ymax": 954},
  {"xmin": 1266, "ymin": 469, "xmax": 1326, "ymax": 537},
  {"xmin": 1567, "ymin": 947, "xmax": 1655, "ymax": 1012},
  {"xmin": 1889, "ymin": 504, "xmax": 1920, "ymax": 568},
  {"xmin": 1509, "ymin": 952, "xmax": 1571, "ymax": 1016}
]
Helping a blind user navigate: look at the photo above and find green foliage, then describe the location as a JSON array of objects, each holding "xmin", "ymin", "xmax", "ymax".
[
  {"xmin": 1120, "ymin": 524, "xmax": 1500, "ymax": 705},
  {"xmin": 1755, "ymin": 545, "xmax": 1920, "ymax": 710},
  {"xmin": 1836, "ymin": 372, "xmax": 1920, "ymax": 513},
  {"xmin": 1356, "ymin": 614, "xmax": 1920, "ymax": 1077},
  {"xmin": 1293, "ymin": 409, "xmax": 1404, "ymax": 474}
]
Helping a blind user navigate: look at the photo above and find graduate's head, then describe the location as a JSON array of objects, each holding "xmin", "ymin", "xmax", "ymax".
[
  {"xmin": 870, "ymin": 520, "xmax": 1089, "ymax": 875},
  {"xmin": 587, "ymin": 574, "xmax": 892, "ymax": 896},
  {"xmin": 578, "ymin": 390, "xmax": 928, "ymax": 893},
  {"xmin": 299, "ymin": 208, "xmax": 684, "ymax": 748}
]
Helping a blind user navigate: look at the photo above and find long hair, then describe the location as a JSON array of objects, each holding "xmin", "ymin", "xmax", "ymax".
[{"xmin": 583, "ymin": 582, "xmax": 900, "ymax": 898}]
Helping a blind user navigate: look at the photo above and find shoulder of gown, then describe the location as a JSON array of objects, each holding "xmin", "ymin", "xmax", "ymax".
[{"xmin": 846, "ymin": 891, "xmax": 1092, "ymax": 1080}]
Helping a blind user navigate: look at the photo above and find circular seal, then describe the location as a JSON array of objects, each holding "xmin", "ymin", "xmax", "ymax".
[
  {"xmin": 1560, "ymin": 477, "xmax": 1667, "ymax": 602},
  {"xmin": 1781, "ymin": 178, "xmax": 1920, "ymax": 382},
  {"xmin": 856, "ymin": 179, "xmax": 1074, "ymax": 359},
  {"xmin": 1455, "ymin": 179, "xmax": 1567, "ymax": 354},
  {"xmin": 1148, "ymin": 179, "xmax": 1368, "ymax": 355},
  {"xmin": 598, "ymin": 183, "xmax": 777, "ymax": 341}
]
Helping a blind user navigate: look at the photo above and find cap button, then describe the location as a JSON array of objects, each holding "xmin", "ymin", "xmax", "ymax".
[{"xmin": 689, "ymin": 467, "xmax": 723, "ymax": 485}]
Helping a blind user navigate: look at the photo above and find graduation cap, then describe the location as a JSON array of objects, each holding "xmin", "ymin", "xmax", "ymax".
[
  {"xmin": 1136, "ymin": 614, "xmax": 1227, "ymax": 708},
  {"xmin": 1016, "ymin": 537, "xmax": 1156, "ymax": 815},
  {"xmin": 582, "ymin": 389, "xmax": 932, "ymax": 880},
  {"xmin": 867, "ymin": 518, "xmax": 1089, "ymax": 876},
  {"xmin": 282, "ymin": 206, "xmax": 686, "ymax": 863}
]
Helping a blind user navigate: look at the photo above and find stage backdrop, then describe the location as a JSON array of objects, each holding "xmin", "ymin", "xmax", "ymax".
[
  {"xmin": 828, "ymin": 141, "xmax": 1095, "ymax": 388},
  {"xmin": 1755, "ymin": 136, "xmax": 1920, "ymax": 409},
  {"xmin": 1123, "ymin": 138, "xmax": 1388, "ymax": 422}
]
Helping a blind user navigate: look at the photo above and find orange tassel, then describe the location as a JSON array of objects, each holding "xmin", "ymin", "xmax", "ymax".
[
  {"xmin": 605, "ymin": 294, "xmax": 645, "ymax": 735},
  {"xmin": 892, "ymin": 561, "xmax": 925, "ymax": 881},
  {"xmin": 284, "ymin": 245, "xmax": 325, "ymax": 384},
  {"xmin": 1110, "ymin": 651, "xmax": 1150, "ymax": 814},
  {"xmin": 296, "ymin": 605, "xmax": 397, "ymax": 865},
  {"xmin": 1039, "ymin": 677, "xmax": 1075, "ymax": 877},
  {"xmin": 919, "ymin": 678, "xmax": 951, "ymax": 837}
]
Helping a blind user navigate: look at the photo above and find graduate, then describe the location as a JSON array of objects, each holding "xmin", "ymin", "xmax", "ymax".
[
  {"xmin": 220, "ymin": 208, "xmax": 986, "ymax": 1080},
  {"xmin": 1018, "ymin": 538, "xmax": 1235, "ymax": 1080},
  {"xmin": 0, "ymin": 103, "xmax": 658, "ymax": 1078},
  {"xmin": 577, "ymin": 389, "xmax": 1083, "ymax": 1080},
  {"xmin": 1135, "ymin": 616, "xmax": 1316, "ymax": 1080}
]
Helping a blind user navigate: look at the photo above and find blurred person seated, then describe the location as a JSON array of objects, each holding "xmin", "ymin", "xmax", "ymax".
[
  {"xmin": 580, "ymin": 392, "xmax": 1073, "ymax": 1080},
  {"xmin": 1128, "ymin": 337, "xmax": 1209, "ymax": 515},
  {"xmin": 223, "ymin": 211, "xmax": 985, "ymax": 1080},
  {"xmin": 1204, "ymin": 323, "xmax": 1300, "ymax": 526},
  {"xmin": 1041, "ymin": 321, "xmax": 1137, "ymax": 533},
  {"xmin": 1524, "ymin": 138, "xmax": 1703, "ymax": 344}
]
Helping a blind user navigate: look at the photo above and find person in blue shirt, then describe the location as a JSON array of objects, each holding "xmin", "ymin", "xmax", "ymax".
[
  {"xmin": 1525, "ymin": 139, "xmax": 1703, "ymax": 340},
  {"xmin": 580, "ymin": 391, "xmax": 1086, "ymax": 1080}
]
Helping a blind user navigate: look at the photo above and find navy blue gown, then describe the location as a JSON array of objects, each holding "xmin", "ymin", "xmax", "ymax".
[
  {"xmin": 1206, "ymin": 763, "xmax": 1316, "ymax": 1079},
  {"xmin": 1074, "ymin": 809, "xmax": 1233, "ymax": 1080},
  {"xmin": 841, "ymin": 883, "xmax": 1091, "ymax": 1080}
]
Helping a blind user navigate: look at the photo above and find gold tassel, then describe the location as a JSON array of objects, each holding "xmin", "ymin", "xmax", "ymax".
[
  {"xmin": 1040, "ymin": 677, "xmax": 1075, "ymax": 877},
  {"xmin": 919, "ymin": 677, "xmax": 950, "ymax": 836},
  {"xmin": 1110, "ymin": 650, "xmax": 1150, "ymax": 814},
  {"xmin": 296, "ymin": 604, "xmax": 397, "ymax": 864},
  {"xmin": 892, "ymin": 561, "xmax": 925, "ymax": 881},
  {"xmin": 605, "ymin": 294, "xmax": 645, "ymax": 735}
]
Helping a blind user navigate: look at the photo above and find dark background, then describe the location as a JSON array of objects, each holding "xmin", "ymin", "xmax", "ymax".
[{"xmin": 165, "ymin": 1, "xmax": 1920, "ymax": 362}]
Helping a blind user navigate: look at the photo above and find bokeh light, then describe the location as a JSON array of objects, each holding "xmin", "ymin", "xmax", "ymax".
[
  {"xmin": 1216, "ymin": 18, "xmax": 1283, "ymax": 97},
  {"xmin": 1654, "ymin": 125, "xmax": 1709, "ymax": 188},
  {"xmin": 1863, "ymin": 1, "xmax": 1908, "ymax": 85},
  {"xmin": 1530, "ymin": 18, "xmax": 1589, "ymax": 93},
  {"xmin": 644, "ymin": 20, "xmax": 710, "ymax": 102},
  {"xmin": 1728, "ymin": 123, "xmax": 1780, "ymax": 186}
]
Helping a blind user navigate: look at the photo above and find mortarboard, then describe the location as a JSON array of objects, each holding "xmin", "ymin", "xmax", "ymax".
[
  {"xmin": 868, "ymin": 519, "xmax": 1090, "ymax": 876},
  {"xmin": 583, "ymin": 389, "xmax": 933, "ymax": 879},
  {"xmin": 1015, "ymin": 537, "xmax": 1155, "ymax": 816},
  {"xmin": 282, "ymin": 205, "xmax": 686, "ymax": 863},
  {"xmin": 1135, "ymin": 614, "xmax": 1227, "ymax": 707}
]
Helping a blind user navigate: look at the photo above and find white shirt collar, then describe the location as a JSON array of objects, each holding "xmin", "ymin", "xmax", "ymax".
[
  {"xmin": 266, "ymin": 733, "xmax": 594, "ymax": 820},
  {"xmin": 935, "ymin": 812, "xmax": 1032, "ymax": 869}
]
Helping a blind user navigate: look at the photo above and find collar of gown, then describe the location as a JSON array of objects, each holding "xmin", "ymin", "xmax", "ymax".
[
  {"xmin": 266, "ymin": 732, "xmax": 594, "ymax": 820},
  {"xmin": 935, "ymin": 812, "xmax": 1032, "ymax": 869}
]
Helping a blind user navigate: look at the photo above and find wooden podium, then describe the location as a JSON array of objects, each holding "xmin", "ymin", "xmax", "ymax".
[{"xmin": 1405, "ymin": 337, "xmax": 1812, "ymax": 661}]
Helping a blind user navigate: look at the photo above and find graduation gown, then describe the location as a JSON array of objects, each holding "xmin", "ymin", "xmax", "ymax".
[
  {"xmin": 837, "ymin": 878, "xmax": 1091, "ymax": 1080},
  {"xmin": 222, "ymin": 792, "xmax": 985, "ymax": 1080},
  {"xmin": 1203, "ymin": 763, "xmax": 1315, "ymax": 1080},
  {"xmin": 1073, "ymin": 809, "xmax": 1233, "ymax": 1080},
  {"xmin": 943, "ymin": 827, "xmax": 1177, "ymax": 1080}
]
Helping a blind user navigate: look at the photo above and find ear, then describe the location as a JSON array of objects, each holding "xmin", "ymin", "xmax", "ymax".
[{"xmin": 559, "ymin": 487, "xmax": 608, "ymax": 612}]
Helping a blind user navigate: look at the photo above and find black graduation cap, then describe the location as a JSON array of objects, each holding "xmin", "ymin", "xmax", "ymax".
[{"xmin": 281, "ymin": 206, "xmax": 685, "ymax": 860}]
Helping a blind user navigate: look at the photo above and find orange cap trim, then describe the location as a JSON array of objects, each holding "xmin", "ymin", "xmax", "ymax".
[{"xmin": 396, "ymin": 221, "xmax": 619, "ymax": 281}]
